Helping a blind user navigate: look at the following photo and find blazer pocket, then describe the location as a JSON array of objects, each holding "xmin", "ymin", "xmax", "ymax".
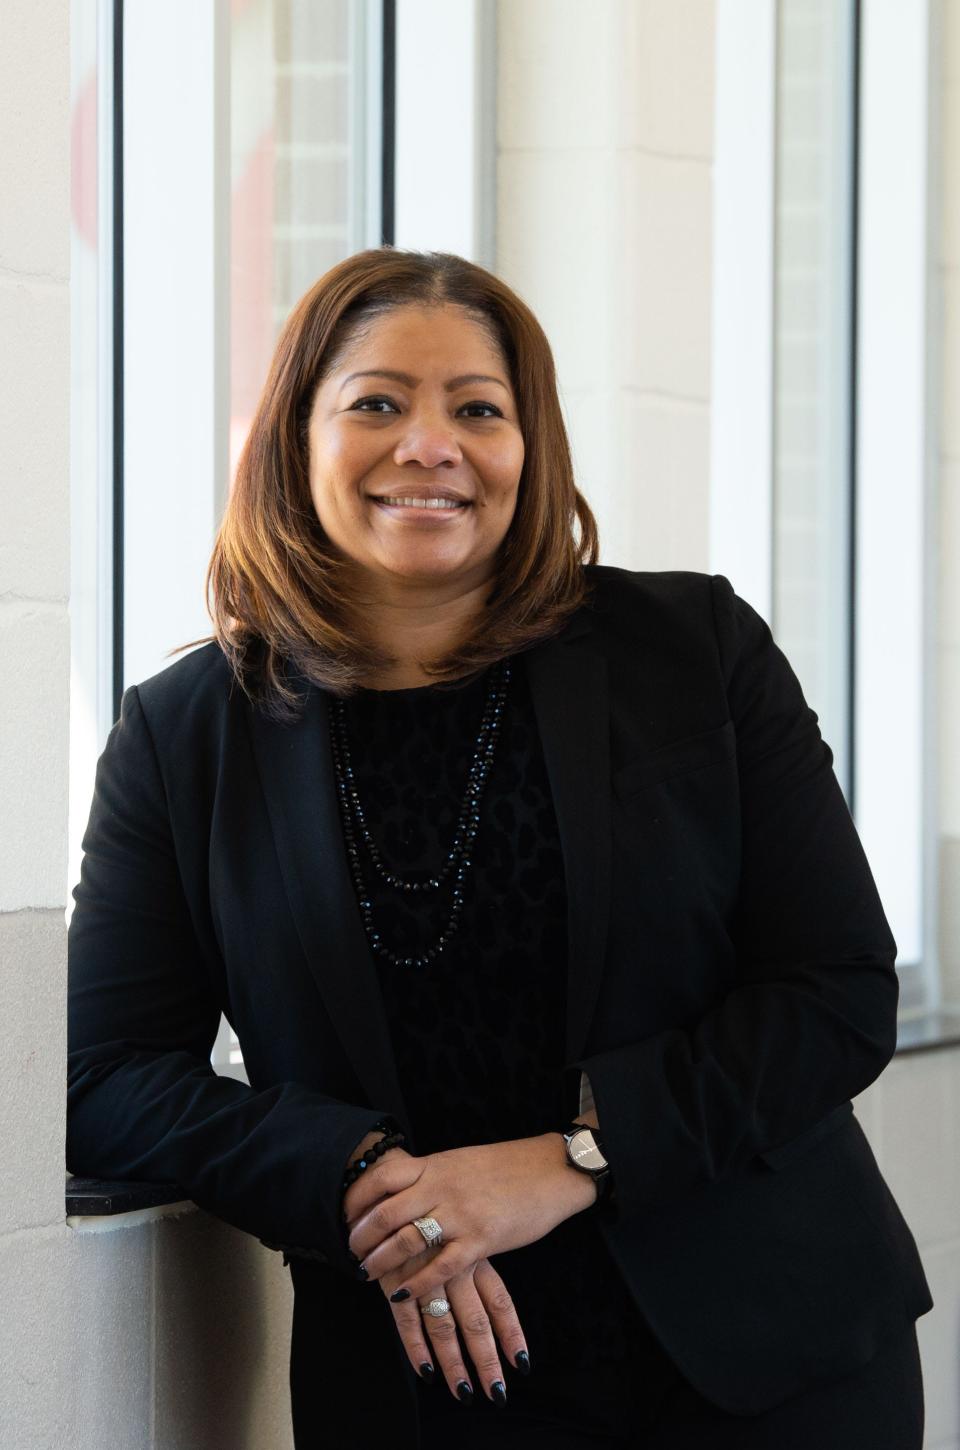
[
  {"xmin": 612, "ymin": 719, "xmax": 737, "ymax": 799},
  {"xmin": 757, "ymin": 1100, "xmax": 855, "ymax": 1171}
]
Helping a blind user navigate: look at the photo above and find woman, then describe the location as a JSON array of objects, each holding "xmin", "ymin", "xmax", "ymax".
[{"xmin": 68, "ymin": 248, "xmax": 933, "ymax": 1448}]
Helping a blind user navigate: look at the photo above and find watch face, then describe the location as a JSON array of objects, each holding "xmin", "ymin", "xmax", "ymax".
[{"xmin": 568, "ymin": 1129, "xmax": 608, "ymax": 1173}]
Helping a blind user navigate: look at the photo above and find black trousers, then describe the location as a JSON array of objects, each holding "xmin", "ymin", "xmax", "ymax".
[{"xmin": 416, "ymin": 1323, "xmax": 925, "ymax": 1449}]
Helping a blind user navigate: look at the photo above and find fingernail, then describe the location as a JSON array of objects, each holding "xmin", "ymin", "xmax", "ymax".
[
  {"xmin": 345, "ymin": 1250, "xmax": 359, "ymax": 1265},
  {"xmin": 491, "ymin": 1380, "xmax": 507, "ymax": 1407},
  {"xmin": 514, "ymin": 1349, "xmax": 531, "ymax": 1375},
  {"xmin": 456, "ymin": 1380, "xmax": 473, "ymax": 1403},
  {"xmin": 390, "ymin": 1288, "xmax": 410, "ymax": 1302},
  {"xmin": 355, "ymin": 1265, "xmax": 368, "ymax": 1282},
  {"xmin": 418, "ymin": 1362, "xmax": 434, "ymax": 1383}
]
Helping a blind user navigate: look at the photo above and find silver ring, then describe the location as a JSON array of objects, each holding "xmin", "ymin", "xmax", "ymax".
[
  {"xmin": 412, "ymin": 1216, "xmax": 443, "ymax": 1248},
  {"xmin": 420, "ymin": 1297, "xmax": 451, "ymax": 1318}
]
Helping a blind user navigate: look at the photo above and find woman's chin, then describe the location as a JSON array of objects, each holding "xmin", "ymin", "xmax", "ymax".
[{"xmin": 373, "ymin": 550, "xmax": 485, "ymax": 586}]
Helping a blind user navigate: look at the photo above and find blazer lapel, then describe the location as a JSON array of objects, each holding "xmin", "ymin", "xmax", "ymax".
[
  {"xmin": 245, "ymin": 685, "xmax": 411, "ymax": 1131},
  {"xmin": 524, "ymin": 618, "xmax": 613, "ymax": 1065}
]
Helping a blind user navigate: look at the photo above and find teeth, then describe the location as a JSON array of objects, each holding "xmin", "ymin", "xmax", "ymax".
[{"xmin": 378, "ymin": 497, "xmax": 465, "ymax": 509}]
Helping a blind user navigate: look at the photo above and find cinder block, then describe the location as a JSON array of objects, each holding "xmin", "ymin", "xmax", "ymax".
[
  {"xmin": 914, "ymin": 1239, "xmax": 960, "ymax": 1447},
  {"xmin": 618, "ymin": 151, "xmax": 712, "ymax": 400},
  {"xmin": 153, "ymin": 1211, "xmax": 293, "ymax": 1450},
  {"xmin": 617, "ymin": 0, "xmax": 715, "ymax": 158},
  {"xmin": 614, "ymin": 393, "xmax": 709, "ymax": 571},
  {"xmin": 879, "ymin": 1051, "xmax": 960, "ymax": 1250},
  {"xmin": 0, "ymin": 910, "xmax": 66, "ymax": 1236},
  {"xmin": 939, "ymin": 464, "xmax": 960, "ymax": 654},
  {"xmin": 0, "ymin": 0, "xmax": 69, "ymax": 279},
  {"xmin": 942, "ymin": 82, "xmax": 960, "ymax": 267},
  {"xmin": 0, "ymin": 602, "xmax": 68, "ymax": 909},
  {"xmin": 0, "ymin": 280, "xmax": 69, "ymax": 601},
  {"xmin": 0, "ymin": 1225, "xmax": 153, "ymax": 1449},
  {"xmin": 498, "ymin": 0, "xmax": 618, "ymax": 151},
  {"xmin": 497, "ymin": 148, "xmax": 619, "ymax": 394},
  {"xmin": 944, "ymin": 273, "xmax": 960, "ymax": 462}
]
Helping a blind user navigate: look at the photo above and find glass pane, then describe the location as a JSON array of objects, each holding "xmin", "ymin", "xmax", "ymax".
[
  {"xmin": 772, "ymin": 0, "xmax": 856, "ymax": 797},
  {"xmin": 229, "ymin": 0, "xmax": 379, "ymax": 482},
  {"xmin": 938, "ymin": 4, "xmax": 960, "ymax": 1010},
  {"xmin": 215, "ymin": 0, "xmax": 380, "ymax": 1075}
]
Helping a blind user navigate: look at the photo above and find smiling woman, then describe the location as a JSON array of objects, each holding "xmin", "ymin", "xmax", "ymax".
[{"xmin": 68, "ymin": 247, "xmax": 930, "ymax": 1450}]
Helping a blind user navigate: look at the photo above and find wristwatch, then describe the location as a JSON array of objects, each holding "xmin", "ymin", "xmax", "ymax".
[{"xmin": 559, "ymin": 1120, "xmax": 612, "ymax": 1202}]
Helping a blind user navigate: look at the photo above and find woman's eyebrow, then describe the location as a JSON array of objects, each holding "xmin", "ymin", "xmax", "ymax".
[{"xmin": 339, "ymin": 369, "xmax": 511, "ymax": 394}]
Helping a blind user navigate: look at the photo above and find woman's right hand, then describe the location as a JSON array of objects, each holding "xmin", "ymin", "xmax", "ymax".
[{"xmin": 387, "ymin": 1255, "xmax": 529, "ymax": 1406}]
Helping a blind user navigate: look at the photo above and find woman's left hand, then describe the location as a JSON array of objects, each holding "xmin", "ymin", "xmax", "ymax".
[{"xmin": 344, "ymin": 1134, "xmax": 597, "ymax": 1301}]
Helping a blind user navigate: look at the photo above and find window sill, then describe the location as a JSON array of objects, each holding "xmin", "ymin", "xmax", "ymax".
[
  {"xmin": 65, "ymin": 1173, "xmax": 194, "ymax": 1227},
  {"xmin": 895, "ymin": 1009, "xmax": 960, "ymax": 1055}
]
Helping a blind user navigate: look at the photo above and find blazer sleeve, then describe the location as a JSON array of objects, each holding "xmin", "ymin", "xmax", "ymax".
[
  {"xmin": 67, "ymin": 683, "xmax": 393, "ymax": 1275},
  {"xmin": 565, "ymin": 573, "xmax": 899, "ymax": 1222}
]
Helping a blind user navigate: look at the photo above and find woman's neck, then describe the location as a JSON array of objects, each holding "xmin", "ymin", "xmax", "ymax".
[{"xmin": 350, "ymin": 575, "xmax": 491, "ymax": 690}]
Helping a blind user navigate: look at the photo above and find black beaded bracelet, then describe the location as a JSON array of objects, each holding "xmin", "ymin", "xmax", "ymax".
[{"xmin": 342, "ymin": 1130, "xmax": 406, "ymax": 1191}]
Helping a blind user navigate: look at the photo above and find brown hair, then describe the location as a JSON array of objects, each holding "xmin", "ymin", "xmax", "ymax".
[{"xmin": 176, "ymin": 247, "xmax": 599, "ymax": 720}]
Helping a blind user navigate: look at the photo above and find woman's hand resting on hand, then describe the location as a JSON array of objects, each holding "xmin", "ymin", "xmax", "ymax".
[
  {"xmin": 343, "ymin": 1134, "xmax": 533, "ymax": 1403},
  {"xmin": 344, "ymin": 1134, "xmax": 598, "ymax": 1302}
]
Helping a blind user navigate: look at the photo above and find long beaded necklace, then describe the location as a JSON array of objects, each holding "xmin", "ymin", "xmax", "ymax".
[{"xmin": 329, "ymin": 659, "xmax": 512, "ymax": 968}]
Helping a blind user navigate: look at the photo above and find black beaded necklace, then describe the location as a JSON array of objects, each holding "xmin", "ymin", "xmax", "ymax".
[{"xmin": 329, "ymin": 659, "xmax": 512, "ymax": 968}]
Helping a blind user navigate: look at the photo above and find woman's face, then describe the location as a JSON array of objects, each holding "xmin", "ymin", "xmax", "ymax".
[{"xmin": 307, "ymin": 303, "xmax": 525, "ymax": 596}]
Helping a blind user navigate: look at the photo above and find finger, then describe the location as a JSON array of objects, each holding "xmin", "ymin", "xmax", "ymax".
[
  {"xmin": 387, "ymin": 1292, "xmax": 439, "ymax": 1388},
  {"xmin": 351, "ymin": 1207, "xmax": 439, "ymax": 1279},
  {"xmin": 445, "ymin": 1270, "xmax": 508, "ymax": 1406},
  {"xmin": 473, "ymin": 1259, "xmax": 530, "ymax": 1376},
  {"xmin": 417, "ymin": 1287, "xmax": 475, "ymax": 1406},
  {"xmin": 343, "ymin": 1150, "xmax": 421, "ymax": 1227},
  {"xmin": 387, "ymin": 1242, "xmax": 472, "ymax": 1303}
]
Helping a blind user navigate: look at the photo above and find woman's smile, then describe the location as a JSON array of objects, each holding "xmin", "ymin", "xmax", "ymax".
[{"xmin": 370, "ymin": 492, "xmax": 473, "ymax": 521}]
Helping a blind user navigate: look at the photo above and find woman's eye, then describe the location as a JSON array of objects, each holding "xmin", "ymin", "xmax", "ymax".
[
  {"xmin": 461, "ymin": 402, "xmax": 503, "ymax": 418},
  {"xmin": 351, "ymin": 396, "xmax": 397, "ymax": 413}
]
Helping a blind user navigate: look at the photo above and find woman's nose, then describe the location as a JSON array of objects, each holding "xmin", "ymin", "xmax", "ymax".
[{"xmin": 392, "ymin": 412, "xmax": 463, "ymax": 469}]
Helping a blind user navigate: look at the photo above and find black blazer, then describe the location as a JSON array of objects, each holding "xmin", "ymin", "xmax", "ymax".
[{"xmin": 67, "ymin": 566, "xmax": 933, "ymax": 1437}]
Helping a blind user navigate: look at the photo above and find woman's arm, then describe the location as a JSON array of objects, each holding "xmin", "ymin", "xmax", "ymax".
[
  {"xmin": 562, "ymin": 573, "xmax": 898, "ymax": 1222},
  {"xmin": 68, "ymin": 684, "xmax": 392, "ymax": 1275}
]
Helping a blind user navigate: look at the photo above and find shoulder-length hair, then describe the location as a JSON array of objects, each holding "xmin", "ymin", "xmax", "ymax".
[{"xmin": 180, "ymin": 247, "xmax": 599, "ymax": 720}]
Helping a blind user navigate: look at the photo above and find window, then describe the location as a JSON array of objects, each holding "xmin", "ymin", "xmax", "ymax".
[
  {"xmin": 70, "ymin": 0, "xmax": 499, "ymax": 1079},
  {"xmin": 712, "ymin": 0, "xmax": 953, "ymax": 1031}
]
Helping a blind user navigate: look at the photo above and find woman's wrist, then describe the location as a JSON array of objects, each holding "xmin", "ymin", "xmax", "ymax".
[
  {"xmin": 536, "ymin": 1131, "xmax": 600, "ymax": 1215},
  {"xmin": 347, "ymin": 1127, "xmax": 389, "ymax": 1170}
]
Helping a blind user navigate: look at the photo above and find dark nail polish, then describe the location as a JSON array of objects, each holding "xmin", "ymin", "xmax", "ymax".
[
  {"xmin": 491, "ymin": 1380, "xmax": 507, "ymax": 1407},
  {"xmin": 456, "ymin": 1380, "xmax": 474, "ymax": 1403},
  {"xmin": 418, "ymin": 1362, "xmax": 434, "ymax": 1383},
  {"xmin": 355, "ymin": 1264, "xmax": 368, "ymax": 1282},
  {"xmin": 345, "ymin": 1250, "xmax": 359, "ymax": 1265},
  {"xmin": 514, "ymin": 1349, "xmax": 531, "ymax": 1375},
  {"xmin": 390, "ymin": 1287, "xmax": 410, "ymax": 1302}
]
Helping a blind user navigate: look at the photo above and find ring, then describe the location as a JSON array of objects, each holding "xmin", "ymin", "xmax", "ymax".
[
  {"xmin": 412, "ymin": 1216, "xmax": 443, "ymax": 1248},
  {"xmin": 420, "ymin": 1297, "xmax": 451, "ymax": 1318}
]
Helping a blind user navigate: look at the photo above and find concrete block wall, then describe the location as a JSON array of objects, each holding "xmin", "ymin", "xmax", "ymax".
[
  {"xmin": 0, "ymin": 1, "xmax": 295, "ymax": 1444},
  {"xmin": 496, "ymin": 0, "xmax": 715, "ymax": 574}
]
